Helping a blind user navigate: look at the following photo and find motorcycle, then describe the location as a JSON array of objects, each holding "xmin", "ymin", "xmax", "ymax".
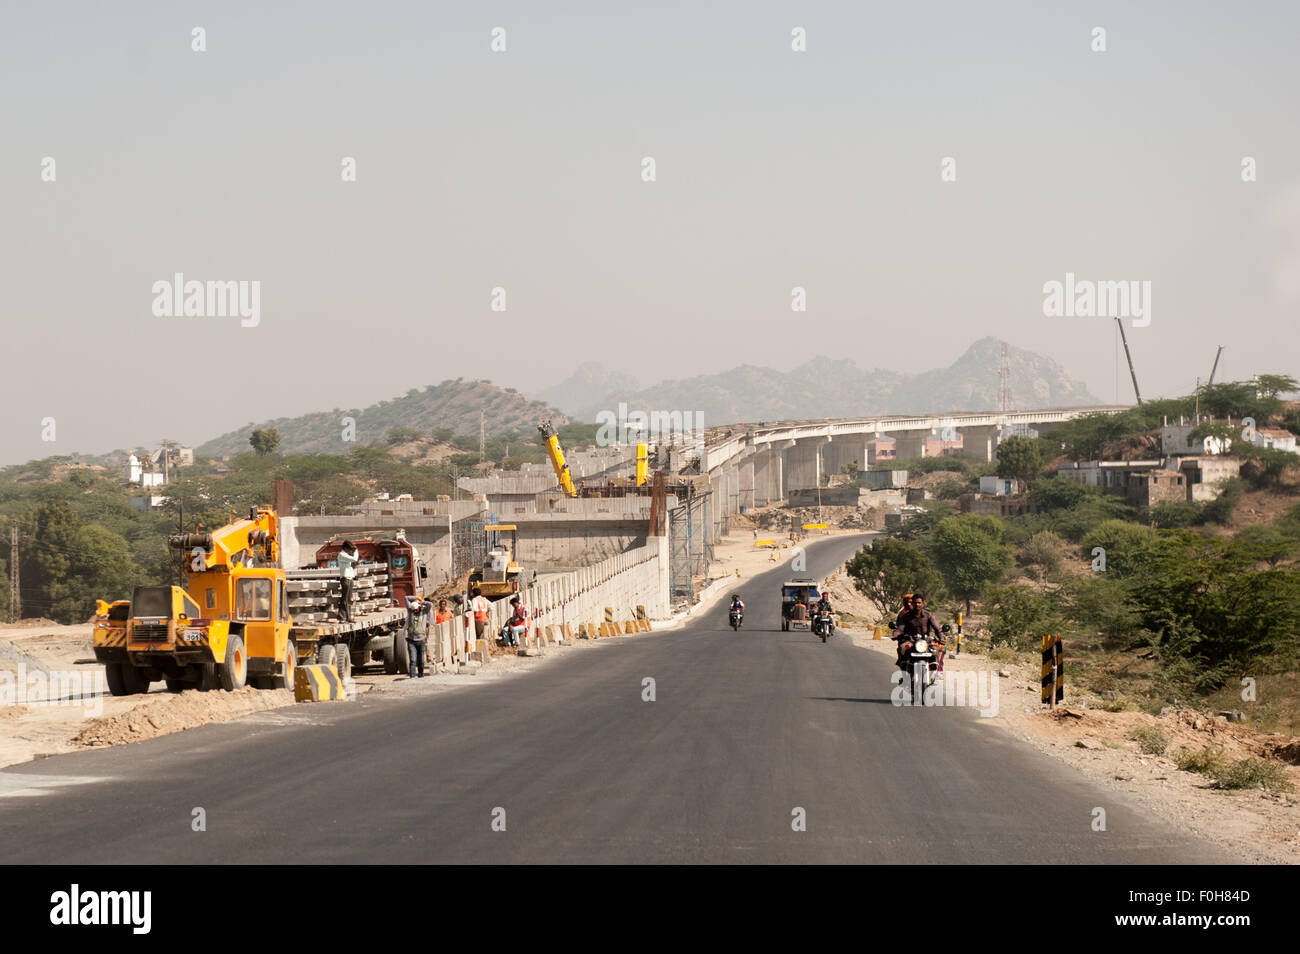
[
  {"xmin": 898, "ymin": 624, "xmax": 950, "ymax": 705},
  {"xmin": 729, "ymin": 608, "xmax": 743, "ymax": 631},
  {"xmin": 813, "ymin": 610, "xmax": 834, "ymax": 642}
]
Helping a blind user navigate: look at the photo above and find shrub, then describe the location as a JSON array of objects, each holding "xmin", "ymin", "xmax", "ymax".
[
  {"xmin": 1149, "ymin": 500, "xmax": 1199, "ymax": 529},
  {"xmin": 985, "ymin": 585, "xmax": 1062, "ymax": 651},
  {"xmin": 1212, "ymin": 758, "xmax": 1293, "ymax": 792},
  {"xmin": 1199, "ymin": 477, "xmax": 1244, "ymax": 525},
  {"xmin": 1019, "ymin": 530, "xmax": 1064, "ymax": 579},
  {"xmin": 1128, "ymin": 726, "xmax": 1168, "ymax": 755},
  {"xmin": 1080, "ymin": 520, "xmax": 1162, "ymax": 578},
  {"xmin": 1174, "ymin": 745, "xmax": 1228, "ymax": 776}
]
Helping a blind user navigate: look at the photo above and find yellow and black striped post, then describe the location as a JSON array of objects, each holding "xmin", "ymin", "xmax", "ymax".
[
  {"xmin": 1041, "ymin": 634, "xmax": 1064, "ymax": 706},
  {"xmin": 1054, "ymin": 636, "xmax": 1064, "ymax": 704},
  {"xmin": 1041, "ymin": 635, "xmax": 1055, "ymax": 706}
]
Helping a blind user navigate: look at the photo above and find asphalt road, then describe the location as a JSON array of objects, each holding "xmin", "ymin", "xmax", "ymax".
[{"xmin": 0, "ymin": 535, "xmax": 1230, "ymax": 863}]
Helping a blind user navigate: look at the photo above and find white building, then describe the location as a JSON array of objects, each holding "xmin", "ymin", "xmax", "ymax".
[
  {"xmin": 1251, "ymin": 428, "xmax": 1297, "ymax": 453},
  {"xmin": 978, "ymin": 476, "xmax": 1022, "ymax": 496},
  {"xmin": 1161, "ymin": 424, "xmax": 1231, "ymax": 457}
]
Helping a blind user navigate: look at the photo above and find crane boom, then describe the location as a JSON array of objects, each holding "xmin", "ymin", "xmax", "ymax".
[
  {"xmin": 537, "ymin": 421, "xmax": 578, "ymax": 498},
  {"xmin": 169, "ymin": 506, "xmax": 280, "ymax": 570},
  {"xmin": 1114, "ymin": 317, "xmax": 1143, "ymax": 405},
  {"xmin": 1207, "ymin": 345, "xmax": 1224, "ymax": 388}
]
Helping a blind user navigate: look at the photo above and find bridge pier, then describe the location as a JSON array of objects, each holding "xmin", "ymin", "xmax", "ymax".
[
  {"xmin": 891, "ymin": 429, "xmax": 931, "ymax": 460},
  {"xmin": 826, "ymin": 435, "xmax": 868, "ymax": 475},
  {"xmin": 738, "ymin": 459, "xmax": 755, "ymax": 510},
  {"xmin": 959, "ymin": 424, "xmax": 1002, "ymax": 461},
  {"xmin": 753, "ymin": 447, "xmax": 783, "ymax": 505},
  {"xmin": 784, "ymin": 437, "xmax": 827, "ymax": 492}
]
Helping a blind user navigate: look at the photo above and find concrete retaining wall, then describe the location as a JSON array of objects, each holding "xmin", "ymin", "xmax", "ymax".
[{"xmin": 426, "ymin": 536, "xmax": 671, "ymax": 667}]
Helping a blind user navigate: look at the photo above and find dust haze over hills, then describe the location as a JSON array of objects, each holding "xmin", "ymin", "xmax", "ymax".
[
  {"xmin": 533, "ymin": 338, "xmax": 1103, "ymax": 425},
  {"xmin": 189, "ymin": 338, "xmax": 1098, "ymax": 458}
]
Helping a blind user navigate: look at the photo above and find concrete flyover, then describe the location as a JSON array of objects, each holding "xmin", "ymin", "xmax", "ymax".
[{"xmin": 695, "ymin": 405, "xmax": 1130, "ymax": 539}]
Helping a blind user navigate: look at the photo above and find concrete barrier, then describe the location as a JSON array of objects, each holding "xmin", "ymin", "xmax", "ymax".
[{"xmin": 294, "ymin": 664, "xmax": 346, "ymax": 702}]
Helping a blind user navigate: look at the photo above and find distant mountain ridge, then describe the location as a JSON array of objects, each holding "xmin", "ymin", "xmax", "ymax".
[
  {"xmin": 533, "ymin": 338, "xmax": 1101, "ymax": 424},
  {"xmin": 194, "ymin": 339, "xmax": 1099, "ymax": 458}
]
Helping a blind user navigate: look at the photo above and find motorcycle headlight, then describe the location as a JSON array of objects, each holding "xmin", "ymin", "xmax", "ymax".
[{"xmin": 914, "ymin": 639, "xmax": 928, "ymax": 653}]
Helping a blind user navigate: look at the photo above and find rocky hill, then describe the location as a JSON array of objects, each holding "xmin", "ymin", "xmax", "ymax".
[{"xmin": 197, "ymin": 379, "xmax": 568, "ymax": 457}]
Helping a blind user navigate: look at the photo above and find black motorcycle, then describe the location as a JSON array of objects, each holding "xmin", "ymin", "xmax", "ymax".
[
  {"xmin": 897, "ymin": 624, "xmax": 950, "ymax": 705},
  {"xmin": 729, "ymin": 607, "xmax": 743, "ymax": 631},
  {"xmin": 812, "ymin": 609, "xmax": 835, "ymax": 642}
]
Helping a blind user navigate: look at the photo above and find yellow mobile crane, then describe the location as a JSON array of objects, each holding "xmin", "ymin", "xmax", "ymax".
[
  {"xmin": 539, "ymin": 419, "xmax": 649, "ymax": 493},
  {"xmin": 538, "ymin": 420, "xmax": 577, "ymax": 497},
  {"xmin": 93, "ymin": 506, "xmax": 297, "ymax": 694}
]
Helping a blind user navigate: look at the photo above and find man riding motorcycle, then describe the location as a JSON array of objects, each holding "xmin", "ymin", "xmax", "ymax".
[
  {"xmin": 893, "ymin": 593, "xmax": 944, "ymax": 669},
  {"xmin": 729, "ymin": 594, "xmax": 745, "ymax": 625},
  {"xmin": 811, "ymin": 592, "xmax": 834, "ymax": 636}
]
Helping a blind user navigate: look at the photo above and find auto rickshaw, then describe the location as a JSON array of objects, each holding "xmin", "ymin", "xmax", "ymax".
[{"xmin": 780, "ymin": 579, "xmax": 821, "ymax": 632}]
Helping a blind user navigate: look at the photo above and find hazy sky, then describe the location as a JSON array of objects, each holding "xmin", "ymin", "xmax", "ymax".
[{"xmin": 3, "ymin": 1, "xmax": 1298, "ymax": 465}]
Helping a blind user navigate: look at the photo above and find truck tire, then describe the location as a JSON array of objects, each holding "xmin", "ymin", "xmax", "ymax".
[
  {"xmin": 164, "ymin": 677, "xmax": 189, "ymax": 693},
  {"xmin": 196, "ymin": 663, "xmax": 218, "ymax": 692},
  {"xmin": 272, "ymin": 640, "xmax": 297, "ymax": 690},
  {"xmin": 335, "ymin": 645, "xmax": 351, "ymax": 681},
  {"xmin": 105, "ymin": 663, "xmax": 131, "ymax": 696},
  {"xmin": 216, "ymin": 634, "xmax": 248, "ymax": 691},
  {"xmin": 383, "ymin": 634, "xmax": 410, "ymax": 675},
  {"xmin": 395, "ymin": 633, "xmax": 409, "ymax": 675},
  {"xmin": 316, "ymin": 643, "xmax": 336, "ymax": 669}
]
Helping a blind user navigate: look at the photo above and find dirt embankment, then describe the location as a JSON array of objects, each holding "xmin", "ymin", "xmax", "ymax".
[
  {"xmin": 0, "ymin": 623, "xmax": 298, "ymax": 768},
  {"xmin": 74, "ymin": 688, "xmax": 293, "ymax": 747}
]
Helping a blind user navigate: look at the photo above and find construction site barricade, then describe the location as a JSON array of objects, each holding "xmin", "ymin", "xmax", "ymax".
[{"xmin": 295, "ymin": 664, "xmax": 346, "ymax": 702}]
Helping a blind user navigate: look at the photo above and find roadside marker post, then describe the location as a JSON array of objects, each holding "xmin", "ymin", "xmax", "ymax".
[{"xmin": 1041, "ymin": 634, "xmax": 1064, "ymax": 706}]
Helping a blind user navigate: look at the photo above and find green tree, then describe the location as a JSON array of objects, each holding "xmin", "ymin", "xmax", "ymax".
[
  {"xmin": 1199, "ymin": 476, "xmax": 1244, "ymax": 524},
  {"xmin": 1252, "ymin": 374, "xmax": 1298, "ymax": 399},
  {"xmin": 845, "ymin": 538, "xmax": 946, "ymax": 619},
  {"xmin": 995, "ymin": 435, "xmax": 1042, "ymax": 482},
  {"xmin": 1080, "ymin": 519, "xmax": 1162, "ymax": 578},
  {"xmin": 385, "ymin": 427, "xmax": 422, "ymax": 446},
  {"xmin": 249, "ymin": 428, "xmax": 281, "ymax": 455},
  {"xmin": 1019, "ymin": 529, "xmax": 1064, "ymax": 581},
  {"xmin": 985, "ymin": 585, "xmax": 1062, "ymax": 651},
  {"xmin": 923, "ymin": 514, "xmax": 1013, "ymax": 613},
  {"xmin": 18, "ymin": 500, "xmax": 137, "ymax": 623}
]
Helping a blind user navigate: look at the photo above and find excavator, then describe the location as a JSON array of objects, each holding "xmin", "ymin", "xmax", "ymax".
[{"xmin": 93, "ymin": 506, "xmax": 296, "ymax": 695}]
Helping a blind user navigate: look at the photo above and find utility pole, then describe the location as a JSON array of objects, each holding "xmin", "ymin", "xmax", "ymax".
[
  {"xmin": 9, "ymin": 526, "xmax": 20, "ymax": 624},
  {"xmin": 479, "ymin": 410, "xmax": 486, "ymax": 464}
]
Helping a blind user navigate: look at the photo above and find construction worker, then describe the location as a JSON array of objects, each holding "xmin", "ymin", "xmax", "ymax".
[
  {"xmin": 469, "ymin": 587, "xmax": 491, "ymax": 646},
  {"xmin": 505, "ymin": 596, "xmax": 529, "ymax": 648},
  {"xmin": 336, "ymin": 541, "xmax": 359, "ymax": 622},
  {"xmin": 404, "ymin": 594, "xmax": 430, "ymax": 678}
]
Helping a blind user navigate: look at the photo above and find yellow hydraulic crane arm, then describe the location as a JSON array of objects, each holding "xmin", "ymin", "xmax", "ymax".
[
  {"xmin": 537, "ymin": 421, "xmax": 578, "ymax": 498},
  {"xmin": 169, "ymin": 506, "xmax": 280, "ymax": 570}
]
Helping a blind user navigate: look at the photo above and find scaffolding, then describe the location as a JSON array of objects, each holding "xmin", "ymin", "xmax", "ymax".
[
  {"xmin": 667, "ymin": 490, "xmax": 712, "ymax": 606},
  {"xmin": 450, "ymin": 514, "xmax": 487, "ymax": 579}
]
